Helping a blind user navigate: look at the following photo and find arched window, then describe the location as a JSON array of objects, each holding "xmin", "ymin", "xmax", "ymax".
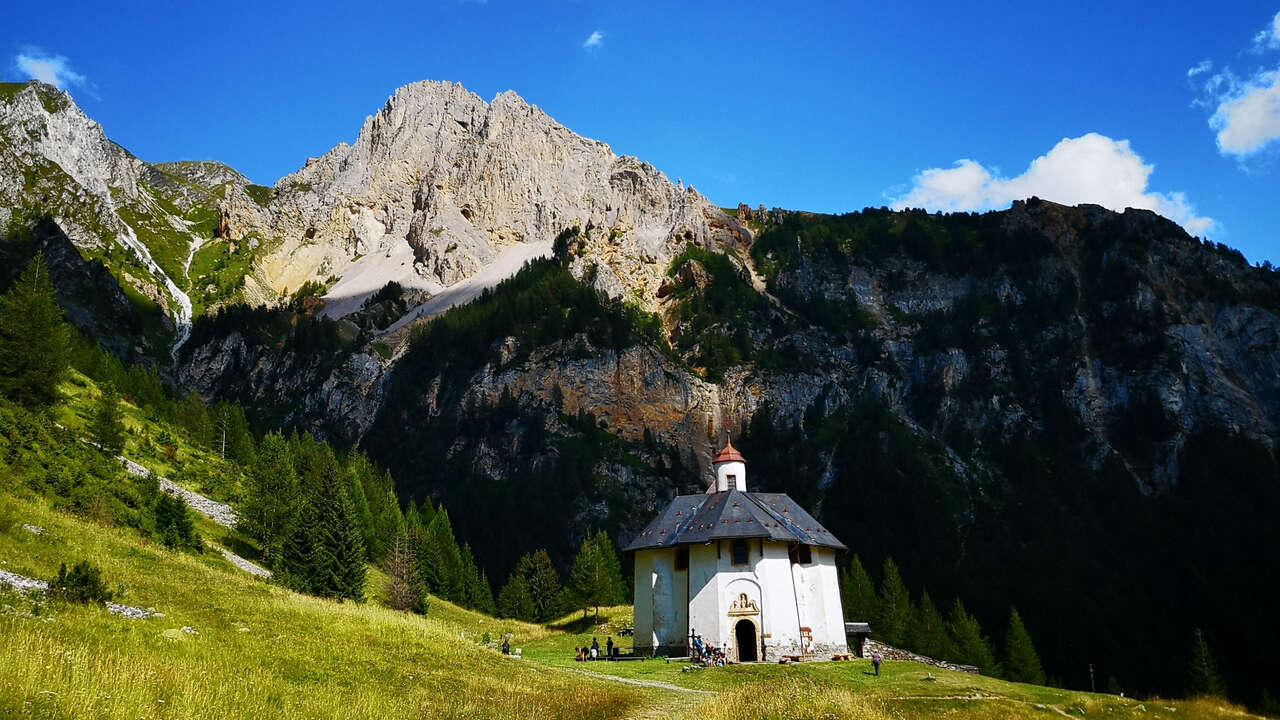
[{"xmin": 730, "ymin": 539, "xmax": 749, "ymax": 565}]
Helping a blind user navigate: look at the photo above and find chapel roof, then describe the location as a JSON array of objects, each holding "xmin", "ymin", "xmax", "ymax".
[{"xmin": 623, "ymin": 489, "xmax": 846, "ymax": 552}]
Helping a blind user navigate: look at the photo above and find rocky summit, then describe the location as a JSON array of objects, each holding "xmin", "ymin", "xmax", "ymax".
[
  {"xmin": 2, "ymin": 77, "xmax": 1279, "ymax": 703},
  {"xmin": 219, "ymin": 80, "xmax": 747, "ymax": 318}
]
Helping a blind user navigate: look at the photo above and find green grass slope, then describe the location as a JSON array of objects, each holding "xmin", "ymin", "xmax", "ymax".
[{"xmin": 0, "ymin": 493, "xmax": 635, "ymax": 720}]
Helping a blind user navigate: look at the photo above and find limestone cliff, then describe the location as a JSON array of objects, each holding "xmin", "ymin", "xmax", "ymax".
[{"xmin": 221, "ymin": 80, "xmax": 747, "ymax": 318}]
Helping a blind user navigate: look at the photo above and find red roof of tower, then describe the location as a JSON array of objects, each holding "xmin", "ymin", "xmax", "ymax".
[{"xmin": 713, "ymin": 438, "xmax": 745, "ymax": 464}]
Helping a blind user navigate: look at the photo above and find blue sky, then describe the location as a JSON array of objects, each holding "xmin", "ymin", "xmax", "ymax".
[{"xmin": 5, "ymin": 1, "xmax": 1279, "ymax": 263}]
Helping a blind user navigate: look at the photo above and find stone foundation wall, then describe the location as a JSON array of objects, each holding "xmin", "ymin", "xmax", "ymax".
[{"xmin": 863, "ymin": 639, "xmax": 981, "ymax": 674}]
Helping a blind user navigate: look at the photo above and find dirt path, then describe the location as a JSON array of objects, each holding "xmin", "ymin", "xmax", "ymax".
[{"xmin": 561, "ymin": 666, "xmax": 709, "ymax": 694}]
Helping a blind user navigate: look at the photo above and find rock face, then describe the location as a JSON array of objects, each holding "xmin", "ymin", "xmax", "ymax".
[{"xmin": 224, "ymin": 80, "xmax": 747, "ymax": 316}]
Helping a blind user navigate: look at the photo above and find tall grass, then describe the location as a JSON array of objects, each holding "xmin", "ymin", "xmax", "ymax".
[{"xmin": 0, "ymin": 495, "xmax": 635, "ymax": 719}]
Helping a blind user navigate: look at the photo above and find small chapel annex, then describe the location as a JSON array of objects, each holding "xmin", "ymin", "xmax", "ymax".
[{"xmin": 624, "ymin": 437, "xmax": 849, "ymax": 662}]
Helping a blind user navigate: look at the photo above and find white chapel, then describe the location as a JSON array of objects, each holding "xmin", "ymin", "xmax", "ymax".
[{"xmin": 625, "ymin": 437, "xmax": 849, "ymax": 661}]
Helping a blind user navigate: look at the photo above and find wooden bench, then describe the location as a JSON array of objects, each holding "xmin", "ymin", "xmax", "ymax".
[{"xmin": 831, "ymin": 653, "xmax": 855, "ymax": 661}]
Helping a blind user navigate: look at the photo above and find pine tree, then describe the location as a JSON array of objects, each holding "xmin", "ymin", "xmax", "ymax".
[
  {"xmin": 569, "ymin": 530, "xmax": 626, "ymax": 620},
  {"xmin": 877, "ymin": 557, "xmax": 913, "ymax": 647},
  {"xmin": 88, "ymin": 383, "xmax": 126, "ymax": 455},
  {"xmin": 948, "ymin": 598, "xmax": 999, "ymax": 675},
  {"xmin": 459, "ymin": 544, "xmax": 494, "ymax": 612},
  {"xmin": 0, "ymin": 253, "xmax": 69, "ymax": 408},
  {"xmin": 497, "ymin": 572, "xmax": 535, "ymax": 620},
  {"xmin": 910, "ymin": 590, "xmax": 955, "ymax": 661},
  {"xmin": 420, "ymin": 509, "xmax": 463, "ymax": 602},
  {"xmin": 154, "ymin": 492, "xmax": 197, "ymax": 550},
  {"xmin": 279, "ymin": 504, "xmax": 320, "ymax": 594},
  {"xmin": 507, "ymin": 549, "xmax": 563, "ymax": 622},
  {"xmin": 1002, "ymin": 608, "xmax": 1046, "ymax": 685},
  {"xmin": 1188, "ymin": 627, "xmax": 1227, "ymax": 697},
  {"xmin": 840, "ymin": 554, "xmax": 879, "ymax": 622},
  {"xmin": 384, "ymin": 531, "xmax": 421, "ymax": 612},
  {"xmin": 346, "ymin": 469, "xmax": 375, "ymax": 559},
  {"xmin": 240, "ymin": 433, "xmax": 300, "ymax": 567}
]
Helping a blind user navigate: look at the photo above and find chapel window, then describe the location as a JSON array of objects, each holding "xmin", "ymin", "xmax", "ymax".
[
  {"xmin": 731, "ymin": 539, "xmax": 749, "ymax": 565},
  {"xmin": 789, "ymin": 543, "xmax": 812, "ymax": 565},
  {"xmin": 675, "ymin": 546, "xmax": 689, "ymax": 570}
]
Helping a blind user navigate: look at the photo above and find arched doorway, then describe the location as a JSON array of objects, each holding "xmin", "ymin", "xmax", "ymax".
[{"xmin": 734, "ymin": 619, "xmax": 757, "ymax": 662}]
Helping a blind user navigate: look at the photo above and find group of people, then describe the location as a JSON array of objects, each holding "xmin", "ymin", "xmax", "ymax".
[
  {"xmin": 575, "ymin": 636, "xmax": 619, "ymax": 661},
  {"xmin": 690, "ymin": 633, "xmax": 727, "ymax": 667}
]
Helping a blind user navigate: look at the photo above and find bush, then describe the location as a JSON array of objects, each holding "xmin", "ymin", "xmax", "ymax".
[{"xmin": 50, "ymin": 560, "xmax": 114, "ymax": 605}]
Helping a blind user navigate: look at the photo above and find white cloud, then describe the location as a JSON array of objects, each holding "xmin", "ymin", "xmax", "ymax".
[
  {"xmin": 1251, "ymin": 10, "xmax": 1280, "ymax": 52},
  {"xmin": 1211, "ymin": 69, "xmax": 1280, "ymax": 155},
  {"xmin": 890, "ymin": 133, "xmax": 1215, "ymax": 236},
  {"xmin": 14, "ymin": 50, "xmax": 86, "ymax": 90},
  {"xmin": 1195, "ymin": 11, "xmax": 1280, "ymax": 158},
  {"xmin": 583, "ymin": 30, "xmax": 604, "ymax": 51}
]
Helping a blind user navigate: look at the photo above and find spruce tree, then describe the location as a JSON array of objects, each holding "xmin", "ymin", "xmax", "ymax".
[
  {"xmin": 1002, "ymin": 608, "xmax": 1046, "ymax": 685},
  {"xmin": 0, "ymin": 253, "xmax": 69, "ymax": 408},
  {"xmin": 459, "ymin": 544, "xmax": 494, "ymax": 612},
  {"xmin": 877, "ymin": 557, "xmax": 913, "ymax": 647},
  {"xmin": 1188, "ymin": 627, "xmax": 1227, "ymax": 697},
  {"xmin": 279, "ymin": 504, "xmax": 320, "ymax": 594},
  {"xmin": 569, "ymin": 530, "xmax": 626, "ymax": 620},
  {"xmin": 240, "ymin": 433, "xmax": 300, "ymax": 567},
  {"xmin": 948, "ymin": 599, "xmax": 999, "ymax": 675},
  {"xmin": 512, "ymin": 549, "xmax": 563, "ymax": 622},
  {"xmin": 497, "ymin": 572, "xmax": 535, "ymax": 620},
  {"xmin": 840, "ymin": 554, "xmax": 879, "ymax": 622},
  {"xmin": 384, "ymin": 531, "xmax": 421, "ymax": 612},
  {"xmin": 421, "ymin": 509, "xmax": 463, "ymax": 602},
  {"xmin": 910, "ymin": 590, "xmax": 955, "ymax": 661},
  {"xmin": 346, "ymin": 469, "xmax": 375, "ymax": 560},
  {"xmin": 89, "ymin": 383, "xmax": 126, "ymax": 455}
]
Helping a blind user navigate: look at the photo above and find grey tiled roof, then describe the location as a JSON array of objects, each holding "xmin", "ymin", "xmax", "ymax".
[{"xmin": 623, "ymin": 489, "xmax": 846, "ymax": 552}]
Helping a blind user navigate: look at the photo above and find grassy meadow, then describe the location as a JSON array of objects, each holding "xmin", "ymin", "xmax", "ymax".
[{"xmin": 0, "ymin": 372, "xmax": 1265, "ymax": 719}]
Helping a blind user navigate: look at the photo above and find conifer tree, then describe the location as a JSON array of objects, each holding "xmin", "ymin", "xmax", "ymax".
[
  {"xmin": 569, "ymin": 530, "xmax": 626, "ymax": 620},
  {"xmin": 503, "ymin": 549, "xmax": 563, "ymax": 622},
  {"xmin": 1188, "ymin": 627, "xmax": 1227, "ymax": 697},
  {"xmin": 910, "ymin": 590, "xmax": 955, "ymax": 661},
  {"xmin": 1002, "ymin": 608, "xmax": 1046, "ymax": 685},
  {"xmin": 279, "ymin": 503, "xmax": 321, "ymax": 594},
  {"xmin": 241, "ymin": 433, "xmax": 300, "ymax": 567},
  {"xmin": 347, "ymin": 470, "xmax": 375, "ymax": 558},
  {"xmin": 420, "ymin": 509, "xmax": 463, "ymax": 602},
  {"xmin": 89, "ymin": 383, "xmax": 126, "ymax": 454},
  {"xmin": 459, "ymin": 544, "xmax": 494, "ymax": 612},
  {"xmin": 321, "ymin": 455, "xmax": 367, "ymax": 601},
  {"xmin": 840, "ymin": 554, "xmax": 878, "ymax": 622},
  {"xmin": 497, "ymin": 572, "xmax": 535, "ymax": 620},
  {"xmin": 0, "ymin": 253, "xmax": 69, "ymax": 408},
  {"xmin": 154, "ymin": 492, "xmax": 197, "ymax": 550},
  {"xmin": 948, "ymin": 598, "xmax": 999, "ymax": 675},
  {"xmin": 877, "ymin": 557, "xmax": 913, "ymax": 646},
  {"xmin": 384, "ymin": 531, "xmax": 421, "ymax": 612}
]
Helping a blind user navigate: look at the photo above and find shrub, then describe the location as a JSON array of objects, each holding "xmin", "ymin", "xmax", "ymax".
[{"xmin": 50, "ymin": 561, "xmax": 113, "ymax": 605}]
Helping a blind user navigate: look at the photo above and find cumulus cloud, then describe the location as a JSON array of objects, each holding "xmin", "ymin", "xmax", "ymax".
[
  {"xmin": 1211, "ymin": 69, "xmax": 1280, "ymax": 155},
  {"xmin": 583, "ymin": 30, "xmax": 604, "ymax": 51},
  {"xmin": 14, "ymin": 50, "xmax": 86, "ymax": 89},
  {"xmin": 1194, "ymin": 11, "xmax": 1280, "ymax": 157},
  {"xmin": 890, "ymin": 133, "xmax": 1215, "ymax": 236}
]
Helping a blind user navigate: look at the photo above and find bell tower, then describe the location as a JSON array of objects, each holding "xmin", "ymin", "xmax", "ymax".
[{"xmin": 712, "ymin": 433, "xmax": 747, "ymax": 492}]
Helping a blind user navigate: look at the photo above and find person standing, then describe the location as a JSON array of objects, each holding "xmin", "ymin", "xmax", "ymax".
[
  {"xmin": 606, "ymin": 636, "xmax": 614, "ymax": 659},
  {"xmin": 590, "ymin": 636, "xmax": 600, "ymax": 660},
  {"xmin": 502, "ymin": 637, "xmax": 510, "ymax": 655},
  {"xmin": 872, "ymin": 651, "xmax": 882, "ymax": 676}
]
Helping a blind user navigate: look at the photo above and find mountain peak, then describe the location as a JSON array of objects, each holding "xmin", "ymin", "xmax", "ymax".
[{"xmin": 219, "ymin": 78, "xmax": 746, "ymax": 321}]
